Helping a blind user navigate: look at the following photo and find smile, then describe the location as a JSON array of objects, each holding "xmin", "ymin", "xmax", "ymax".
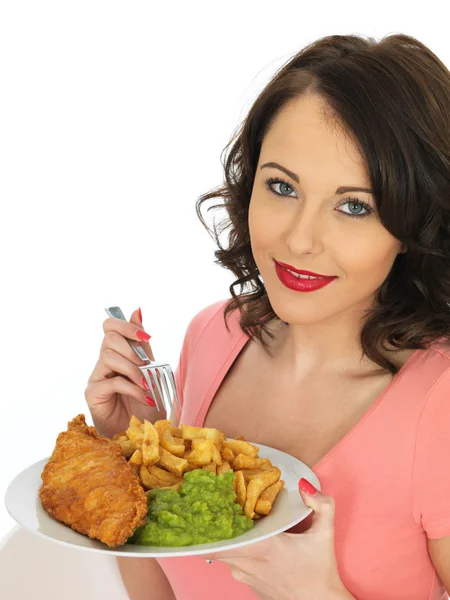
[{"xmin": 273, "ymin": 260, "xmax": 337, "ymax": 293}]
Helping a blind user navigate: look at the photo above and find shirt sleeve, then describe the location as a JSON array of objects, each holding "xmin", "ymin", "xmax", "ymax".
[{"xmin": 412, "ymin": 365, "xmax": 450, "ymax": 539}]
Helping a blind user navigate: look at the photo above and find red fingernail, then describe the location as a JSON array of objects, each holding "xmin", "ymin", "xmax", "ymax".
[
  {"xmin": 138, "ymin": 307, "xmax": 142, "ymax": 322},
  {"xmin": 141, "ymin": 376, "xmax": 150, "ymax": 391},
  {"xmin": 298, "ymin": 478, "xmax": 318, "ymax": 495},
  {"xmin": 136, "ymin": 330, "xmax": 151, "ymax": 342},
  {"xmin": 145, "ymin": 395, "xmax": 156, "ymax": 407}
]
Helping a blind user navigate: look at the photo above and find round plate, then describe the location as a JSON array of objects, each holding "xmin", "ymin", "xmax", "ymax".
[{"xmin": 4, "ymin": 443, "xmax": 321, "ymax": 557}]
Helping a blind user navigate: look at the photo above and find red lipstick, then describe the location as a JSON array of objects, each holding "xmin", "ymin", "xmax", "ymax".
[{"xmin": 274, "ymin": 259, "xmax": 337, "ymax": 292}]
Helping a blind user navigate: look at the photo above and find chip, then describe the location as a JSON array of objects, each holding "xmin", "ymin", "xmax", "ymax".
[
  {"xmin": 113, "ymin": 417, "xmax": 285, "ymax": 522},
  {"xmin": 142, "ymin": 420, "xmax": 160, "ymax": 467}
]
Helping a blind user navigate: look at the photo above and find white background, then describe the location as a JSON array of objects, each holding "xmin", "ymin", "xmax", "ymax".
[{"xmin": 0, "ymin": 1, "xmax": 448, "ymax": 598}]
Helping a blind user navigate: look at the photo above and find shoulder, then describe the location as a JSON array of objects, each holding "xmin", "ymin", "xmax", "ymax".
[
  {"xmin": 185, "ymin": 298, "xmax": 230, "ymax": 332},
  {"xmin": 422, "ymin": 337, "xmax": 450, "ymax": 393},
  {"xmin": 416, "ymin": 337, "xmax": 450, "ymax": 417},
  {"xmin": 385, "ymin": 338, "xmax": 450, "ymax": 421},
  {"xmin": 182, "ymin": 297, "xmax": 242, "ymax": 352},
  {"xmin": 429, "ymin": 337, "xmax": 450, "ymax": 363}
]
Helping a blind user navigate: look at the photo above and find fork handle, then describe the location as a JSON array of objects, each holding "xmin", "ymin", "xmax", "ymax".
[{"xmin": 105, "ymin": 306, "xmax": 151, "ymax": 364}]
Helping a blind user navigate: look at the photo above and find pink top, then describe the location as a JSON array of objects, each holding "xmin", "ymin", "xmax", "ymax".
[{"xmin": 157, "ymin": 299, "xmax": 450, "ymax": 600}]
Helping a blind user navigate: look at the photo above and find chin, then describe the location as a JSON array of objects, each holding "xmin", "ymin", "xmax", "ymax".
[{"xmin": 266, "ymin": 295, "xmax": 329, "ymax": 326}]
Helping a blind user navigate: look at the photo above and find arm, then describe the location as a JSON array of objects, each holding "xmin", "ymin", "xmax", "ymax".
[
  {"xmin": 117, "ymin": 557, "xmax": 176, "ymax": 600},
  {"xmin": 428, "ymin": 536, "xmax": 450, "ymax": 593}
]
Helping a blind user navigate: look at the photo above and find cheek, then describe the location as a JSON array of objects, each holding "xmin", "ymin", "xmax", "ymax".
[
  {"xmin": 248, "ymin": 203, "xmax": 271, "ymax": 252},
  {"xmin": 248, "ymin": 199, "xmax": 287, "ymax": 249},
  {"xmin": 335, "ymin": 229, "xmax": 400, "ymax": 283}
]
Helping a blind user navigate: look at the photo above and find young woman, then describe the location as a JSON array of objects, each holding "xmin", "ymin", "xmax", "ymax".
[{"xmin": 85, "ymin": 33, "xmax": 450, "ymax": 600}]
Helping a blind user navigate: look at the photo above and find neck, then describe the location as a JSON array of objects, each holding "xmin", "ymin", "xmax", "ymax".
[{"xmin": 267, "ymin": 309, "xmax": 378, "ymax": 378}]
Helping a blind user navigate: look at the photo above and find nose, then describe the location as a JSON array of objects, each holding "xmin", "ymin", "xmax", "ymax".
[{"xmin": 283, "ymin": 202, "xmax": 326, "ymax": 256}]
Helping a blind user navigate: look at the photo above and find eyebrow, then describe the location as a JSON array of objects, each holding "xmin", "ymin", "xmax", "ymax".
[{"xmin": 260, "ymin": 162, "xmax": 373, "ymax": 195}]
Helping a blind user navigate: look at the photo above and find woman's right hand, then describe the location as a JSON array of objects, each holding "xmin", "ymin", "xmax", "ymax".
[{"xmin": 84, "ymin": 308, "xmax": 164, "ymax": 438}]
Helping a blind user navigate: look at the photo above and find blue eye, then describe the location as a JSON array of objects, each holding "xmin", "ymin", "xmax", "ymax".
[
  {"xmin": 337, "ymin": 198, "xmax": 373, "ymax": 218},
  {"xmin": 264, "ymin": 177, "xmax": 296, "ymax": 198},
  {"xmin": 263, "ymin": 177, "xmax": 374, "ymax": 219}
]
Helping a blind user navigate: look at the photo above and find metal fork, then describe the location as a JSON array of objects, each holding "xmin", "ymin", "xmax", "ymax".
[{"xmin": 105, "ymin": 306, "xmax": 180, "ymax": 414}]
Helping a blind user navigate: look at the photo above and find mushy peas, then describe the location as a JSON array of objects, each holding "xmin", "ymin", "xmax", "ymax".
[{"xmin": 128, "ymin": 469, "xmax": 254, "ymax": 546}]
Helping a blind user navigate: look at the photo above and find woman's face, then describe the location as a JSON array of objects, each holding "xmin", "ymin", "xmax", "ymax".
[{"xmin": 248, "ymin": 94, "xmax": 404, "ymax": 326}]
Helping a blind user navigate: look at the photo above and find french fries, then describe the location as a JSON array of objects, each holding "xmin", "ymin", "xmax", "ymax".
[
  {"xmin": 255, "ymin": 481, "xmax": 285, "ymax": 515},
  {"xmin": 186, "ymin": 439, "xmax": 215, "ymax": 466},
  {"xmin": 234, "ymin": 470, "xmax": 247, "ymax": 510},
  {"xmin": 244, "ymin": 468, "xmax": 281, "ymax": 519},
  {"xmin": 158, "ymin": 446, "xmax": 189, "ymax": 476},
  {"xmin": 223, "ymin": 439, "xmax": 259, "ymax": 458},
  {"xmin": 160, "ymin": 428, "xmax": 185, "ymax": 457},
  {"xmin": 113, "ymin": 416, "xmax": 285, "ymax": 521},
  {"xmin": 142, "ymin": 420, "xmax": 160, "ymax": 467},
  {"xmin": 232, "ymin": 454, "xmax": 272, "ymax": 470}
]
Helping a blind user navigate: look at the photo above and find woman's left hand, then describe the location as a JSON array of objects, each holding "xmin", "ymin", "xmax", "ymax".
[{"xmin": 204, "ymin": 478, "xmax": 354, "ymax": 600}]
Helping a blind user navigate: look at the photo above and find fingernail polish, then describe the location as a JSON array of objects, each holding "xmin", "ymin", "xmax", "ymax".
[
  {"xmin": 298, "ymin": 478, "xmax": 318, "ymax": 495},
  {"xmin": 136, "ymin": 330, "xmax": 151, "ymax": 342},
  {"xmin": 141, "ymin": 376, "xmax": 150, "ymax": 391},
  {"xmin": 145, "ymin": 395, "xmax": 156, "ymax": 407},
  {"xmin": 138, "ymin": 307, "xmax": 142, "ymax": 322}
]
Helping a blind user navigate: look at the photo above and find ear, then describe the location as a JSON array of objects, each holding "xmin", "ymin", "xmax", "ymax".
[{"xmin": 399, "ymin": 243, "xmax": 407, "ymax": 254}]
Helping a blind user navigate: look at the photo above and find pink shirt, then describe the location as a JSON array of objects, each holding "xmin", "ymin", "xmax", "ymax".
[{"xmin": 157, "ymin": 299, "xmax": 450, "ymax": 600}]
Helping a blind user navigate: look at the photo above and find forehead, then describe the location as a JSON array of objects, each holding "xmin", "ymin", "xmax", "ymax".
[{"xmin": 260, "ymin": 95, "xmax": 368, "ymax": 184}]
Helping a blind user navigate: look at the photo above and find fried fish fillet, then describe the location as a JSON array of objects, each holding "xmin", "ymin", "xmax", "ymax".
[{"xmin": 40, "ymin": 414, "xmax": 147, "ymax": 547}]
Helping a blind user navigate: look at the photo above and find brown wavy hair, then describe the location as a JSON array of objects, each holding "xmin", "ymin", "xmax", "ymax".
[{"xmin": 195, "ymin": 33, "xmax": 450, "ymax": 374}]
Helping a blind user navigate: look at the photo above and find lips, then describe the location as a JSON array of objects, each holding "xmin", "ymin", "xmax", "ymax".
[
  {"xmin": 274, "ymin": 260, "xmax": 332, "ymax": 278},
  {"xmin": 273, "ymin": 259, "xmax": 337, "ymax": 293}
]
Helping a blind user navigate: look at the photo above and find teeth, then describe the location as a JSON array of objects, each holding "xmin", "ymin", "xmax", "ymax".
[{"xmin": 286, "ymin": 269, "xmax": 319, "ymax": 279}]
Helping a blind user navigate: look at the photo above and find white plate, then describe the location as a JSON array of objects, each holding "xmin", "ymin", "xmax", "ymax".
[{"xmin": 5, "ymin": 443, "xmax": 321, "ymax": 557}]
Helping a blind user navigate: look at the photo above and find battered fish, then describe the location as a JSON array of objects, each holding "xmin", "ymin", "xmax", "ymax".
[{"xmin": 40, "ymin": 414, "xmax": 147, "ymax": 547}]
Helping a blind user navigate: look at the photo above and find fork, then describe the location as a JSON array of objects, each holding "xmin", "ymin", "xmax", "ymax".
[{"xmin": 104, "ymin": 306, "xmax": 180, "ymax": 414}]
